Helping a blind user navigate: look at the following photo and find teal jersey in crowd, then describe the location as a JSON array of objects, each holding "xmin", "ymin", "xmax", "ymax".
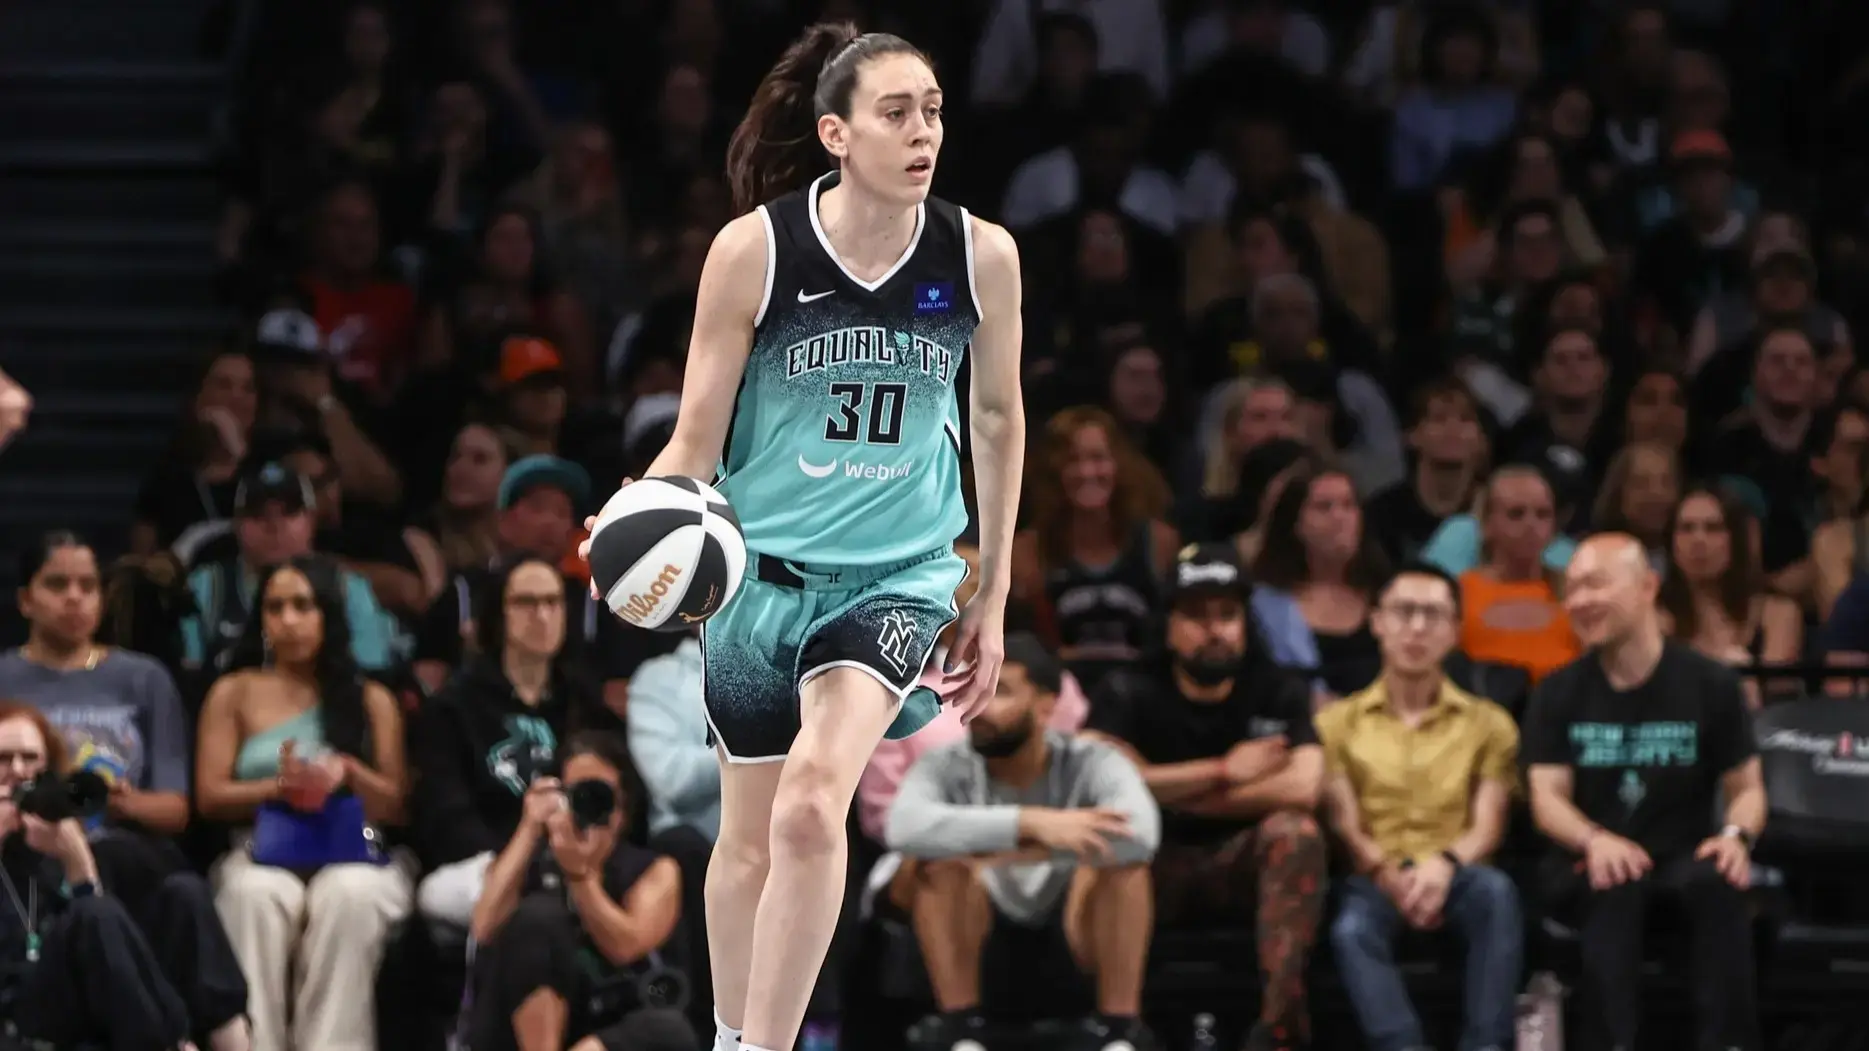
[{"xmin": 715, "ymin": 171, "xmax": 979, "ymax": 566}]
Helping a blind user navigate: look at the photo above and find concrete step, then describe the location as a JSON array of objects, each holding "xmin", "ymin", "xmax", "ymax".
[
  {"xmin": 0, "ymin": 255, "xmax": 222, "ymax": 312},
  {"xmin": 0, "ymin": 63, "xmax": 224, "ymax": 142},
  {"xmin": 4, "ymin": 333, "xmax": 225, "ymax": 395},
  {"xmin": 0, "ymin": 219, "xmax": 216, "ymax": 261},
  {"xmin": 0, "ymin": 140, "xmax": 216, "ymax": 173},
  {"xmin": 0, "ymin": 421, "xmax": 175, "ymax": 477},
  {"xmin": 0, "ymin": 173, "xmax": 222, "ymax": 223},
  {"xmin": 0, "ymin": 0, "xmax": 222, "ymax": 65}
]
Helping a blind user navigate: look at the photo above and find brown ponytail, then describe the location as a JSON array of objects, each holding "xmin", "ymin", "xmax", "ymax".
[{"xmin": 725, "ymin": 22, "xmax": 931, "ymax": 214}]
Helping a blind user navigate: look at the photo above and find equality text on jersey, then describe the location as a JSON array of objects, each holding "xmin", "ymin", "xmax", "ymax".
[{"xmin": 784, "ymin": 326, "xmax": 958, "ymax": 384}]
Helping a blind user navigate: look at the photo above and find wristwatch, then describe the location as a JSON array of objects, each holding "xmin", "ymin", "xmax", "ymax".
[
  {"xmin": 1720, "ymin": 824, "xmax": 1753, "ymax": 849},
  {"xmin": 1440, "ymin": 849, "xmax": 1464, "ymax": 870}
]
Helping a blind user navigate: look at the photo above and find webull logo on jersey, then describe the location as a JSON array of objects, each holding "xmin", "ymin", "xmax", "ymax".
[
  {"xmin": 796, "ymin": 455, "xmax": 915, "ymax": 482},
  {"xmin": 786, "ymin": 327, "xmax": 956, "ymax": 383},
  {"xmin": 618, "ymin": 564, "xmax": 683, "ymax": 626}
]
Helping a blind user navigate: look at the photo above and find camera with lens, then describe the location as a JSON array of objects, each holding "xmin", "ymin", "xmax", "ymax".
[
  {"xmin": 13, "ymin": 769, "xmax": 111, "ymax": 822},
  {"xmin": 566, "ymin": 778, "xmax": 617, "ymax": 830}
]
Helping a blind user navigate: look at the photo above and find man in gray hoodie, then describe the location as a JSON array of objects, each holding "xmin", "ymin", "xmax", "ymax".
[{"xmin": 887, "ymin": 633, "xmax": 1161, "ymax": 1051}]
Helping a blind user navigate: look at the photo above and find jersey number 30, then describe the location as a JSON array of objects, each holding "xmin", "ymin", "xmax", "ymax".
[{"xmin": 824, "ymin": 381, "xmax": 906, "ymax": 445}]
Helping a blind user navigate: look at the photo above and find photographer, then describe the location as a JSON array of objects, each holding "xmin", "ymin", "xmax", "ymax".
[
  {"xmin": 0, "ymin": 701, "xmax": 193, "ymax": 1049},
  {"xmin": 466, "ymin": 730, "xmax": 695, "ymax": 1051}
]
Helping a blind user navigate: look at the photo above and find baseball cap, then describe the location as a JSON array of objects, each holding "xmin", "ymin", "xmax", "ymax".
[
  {"xmin": 623, "ymin": 393, "xmax": 680, "ymax": 454},
  {"xmin": 234, "ymin": 461, "xmax": 315, "ymax": 517},
  {"xmin": 499, "ymin": 335, "xmax": 565, "ymax": 388},
  {"xmin": 253, "ymin": 309, "xmax": 323, "ymax": 358},
  {"xmin": 499, "ymin": 454, "xmax": 591, "ymax": 511},
  {"xmin": 1164, "ymin": 543, "xmax": 1250, "ymax": 606},
  {"xmin": 1669, "ymin": 129, "xmax": 1732, "ymax": 165}
]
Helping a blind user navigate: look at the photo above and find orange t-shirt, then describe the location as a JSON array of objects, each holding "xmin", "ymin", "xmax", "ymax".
[{"xmin": 1458, "ymin": 570, "xmax": 1581, "ymax": 682}]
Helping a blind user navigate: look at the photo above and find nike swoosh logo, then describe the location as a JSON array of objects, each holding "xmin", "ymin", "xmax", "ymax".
[
  {"xmin": 796, "ymin": 455, "xmax": 837, "ymax": 478},
  {"xmin": 797, "ymin": 289, "xmax": 835, "ymax": 303}
]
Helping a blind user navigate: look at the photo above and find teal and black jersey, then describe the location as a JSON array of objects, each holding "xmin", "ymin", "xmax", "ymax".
[{"xmin": 717, "ymin": 171, "xmax": 980, "ymax": 565}]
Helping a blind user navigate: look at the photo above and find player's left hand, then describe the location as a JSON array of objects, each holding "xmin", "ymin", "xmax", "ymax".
[
  {"xmin": 943, "ymin": 594, "xmax": 1005, "ymax": 725},
  {"xmin": 1695, "ymin": 831, "xmax": 1752, "ymax": 889}
]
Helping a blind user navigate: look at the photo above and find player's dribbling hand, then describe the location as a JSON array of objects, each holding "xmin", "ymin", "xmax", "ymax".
[
  {"xmin": 942, "ymin": 594, "xmax": 1005, "ymax": 725},
  {"xmin": 580, "ymin": 478, "xmax": 635, "ymax": 598}
]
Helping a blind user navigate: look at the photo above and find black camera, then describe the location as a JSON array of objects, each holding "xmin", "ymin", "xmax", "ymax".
[
  {"xmin": 14, "ymin": 769, "xmax": 111, "ymax": 822},
  {"xmin": 566, "ymin": 779, "xmax": 617, "ymax": 831}
]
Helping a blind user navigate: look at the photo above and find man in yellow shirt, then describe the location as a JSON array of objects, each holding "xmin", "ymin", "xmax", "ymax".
[{"xmin": 1316, "ymin": 562, "xmax": 1522, "ymax": 1051}]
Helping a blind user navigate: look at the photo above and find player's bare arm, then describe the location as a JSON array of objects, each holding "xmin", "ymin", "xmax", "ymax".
[
  {"xmin": 646, "ymin": 211, "xmax": 767, "ymax": 482},
  {"xmin": 945, "ymin": 215, "xmax": 1024, "ymax": 721},
  {"xmin": 966, "ymin": 215, "xmax": 1025, "ymax": 603}
]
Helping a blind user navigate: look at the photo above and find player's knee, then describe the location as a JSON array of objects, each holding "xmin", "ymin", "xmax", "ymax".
[{"xmin": 769, "ymin": 777, "xmax": 843, "ymax": 860}]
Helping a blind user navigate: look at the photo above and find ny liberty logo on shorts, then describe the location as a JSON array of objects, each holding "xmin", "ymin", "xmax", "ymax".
[{"xmin": 876, "ymin": 609, "xmax": 917, "ymax": 676}]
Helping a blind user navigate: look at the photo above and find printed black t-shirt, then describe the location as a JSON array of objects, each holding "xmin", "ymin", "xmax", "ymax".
[{"xmin": 1520, "ymin": 642, "xmax": 1755, "ymax": 861}]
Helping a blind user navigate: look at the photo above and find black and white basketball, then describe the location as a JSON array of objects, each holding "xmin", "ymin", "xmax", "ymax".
[{"xmin": 588, "ymin": 477, "xmax": 746, "ymax": 632}]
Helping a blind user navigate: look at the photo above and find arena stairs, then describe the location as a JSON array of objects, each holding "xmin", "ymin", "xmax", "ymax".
[{"xmin": 0, "ymin": 0, "xmax": 237, "ymax": 641}]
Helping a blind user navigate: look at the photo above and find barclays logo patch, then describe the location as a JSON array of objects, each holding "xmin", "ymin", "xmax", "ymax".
[{"xmin": 914, "ymin": 282, "xmax": 952, "ymax": 314}]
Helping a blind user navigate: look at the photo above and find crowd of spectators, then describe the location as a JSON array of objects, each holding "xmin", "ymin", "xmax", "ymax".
[{"xmin": 4, "ymin": 0, "xmax": 1869, "ymax": 1049}]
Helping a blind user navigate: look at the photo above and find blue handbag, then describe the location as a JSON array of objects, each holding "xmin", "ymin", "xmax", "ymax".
[{"xmin": 249, "ymin": 793, "xmax": 384, "ymax": 871}]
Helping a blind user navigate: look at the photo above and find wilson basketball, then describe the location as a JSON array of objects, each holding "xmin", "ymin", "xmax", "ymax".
[{"xmin": 588, "ymin": 476, "xmax": 747, "ymax": 632}]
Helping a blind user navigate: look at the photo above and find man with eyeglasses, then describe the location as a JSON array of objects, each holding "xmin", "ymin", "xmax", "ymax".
[
  {"xmin": 1317, "ymin": 562, "xmax": 1523, "ymax": 1051},
  {"xmin": 1085, "ymin": 543, "xmax": 1325, "ymax": 1051}
]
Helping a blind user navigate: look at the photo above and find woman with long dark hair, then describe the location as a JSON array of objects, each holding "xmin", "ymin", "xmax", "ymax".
[
  {"xmin": 1660, "ymin": 487, "xmax": 1802, "ymax": 706},
  {"xmin": 1253, "ymin": 467, "xmax": 1390, "ymax": 697},
  {"xmin": 1013, "ymin": 406, "xmax": 1177, "ymax": 693},
  {"xmin": 575, "ymin": 21, "xmax": 1029, "ymax": 1051},
  {"xmin": 196, "ymin": 554, "xmax": 411, "ymax": 1051}
]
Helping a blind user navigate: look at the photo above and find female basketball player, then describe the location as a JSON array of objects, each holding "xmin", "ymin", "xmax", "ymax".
[{"xmin": 585, "ymin": 23, "xmax": 1024, "ymax": 1051}]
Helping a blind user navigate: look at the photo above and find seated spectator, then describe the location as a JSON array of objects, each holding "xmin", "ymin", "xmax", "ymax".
[
  {"xmin": 0, "ymin": 702, "xmax": 194, "ymax": 1050},
  {"xmin": 196, "ymin": 555, "xmax": 413, "ymax": 1051},
  {"xmin": 1822, "ymin": 571, "xmax": 1869, "ymax": 692},
  {"xmin": 415, "ymin": 453, "xmax": 665, "ymax": 701},
  {"xmin": 1457, "ymin": 466, "xmax": 1580, "ymax": 683},
  {"xmin": 859, "ymin": 543, "xmax": 1090, "ymax": 849},
  {"xmin": 1524, "ymin": 534, "xmax": 1766, "ymax": 1051},
  {"xmin": 1388, "ymin": 5, "xmax": 1518, "ymax": 194},
  {"xmin": 414, "ymin": 555, "xmax": 606, "ymax": 929},
  {"xmin": 132, "ymin": 349, "xmax": 259, "ymax": 556},
  {"xmin": 1242, "ymin": 273, "xmax": 1404, "ymax": 496},
  {"xmin": 418, "ymin": 205, "xmax": 596, "ymax": 392},
  {"xmin": 299, "ymin": 179, "xmax": 419, "ymax": 405},
  {"xmin": 1496, "ymin": 327, "xmax": 1619, "ymax": 524},
  {"xmin": 407, "ymin": 422, "xmax": 516, "ymax": 575},
  {"xmin": 1087, "ymin": 544, "xmax": 1325, "ymax": 1051},
  {"xmin": 179, "ymin": 459, "xmax": 400, "ymax": 675},
  {"xmin": 887, "ymin": 634, "xmax": 1160, "ymax": 1051},
  {"xmin": 465, "ymin": 731, "xmax": 695, "ymax": 1051},
  {"xmin": 1806, "ymin": 401, "xmax": 1869, "ymax": 618},
  {"xmin": 1364, "ymin": 377, "xmax": 1487, "ymax": 567},
  {"xmin": 0, "ymin": 532, "xmax": 190, "ymax": 837},
  {"xmin": 1702, "ymin": 326, "xmax": 1826, "ymax": 583},
  {"xmin": 1185, "ymin": 377, "xmax": 1301, "ymax": 541},
  {"xmin": 1620, "ymin": 367, "xmax": 1693, "ymax": 475},
  {"xmin": 0, "ymin": 534, "xmax": 251, "ymax": 1049},
  {"xmin": 1318, "ymin": 563, "xmax": 1522, "ymax": 1051},
  {"xmin": 1011, "ymin": 407, "xmax": 1177, "ymax": 694},
  {"xmin": 278, "ymin": 428, "xmax": 438, "ymax": 616},
  {"xmin": 1252, "ymin": 466, "xmax": 1390, "ymax": 696},
  {"xmin": 1586, "ymin": 441, "xmax": 1681, "ymax": 562},
  {"xmin": 1660, "ymin": 487, "xmax": 1802, "ymax": 705}
]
